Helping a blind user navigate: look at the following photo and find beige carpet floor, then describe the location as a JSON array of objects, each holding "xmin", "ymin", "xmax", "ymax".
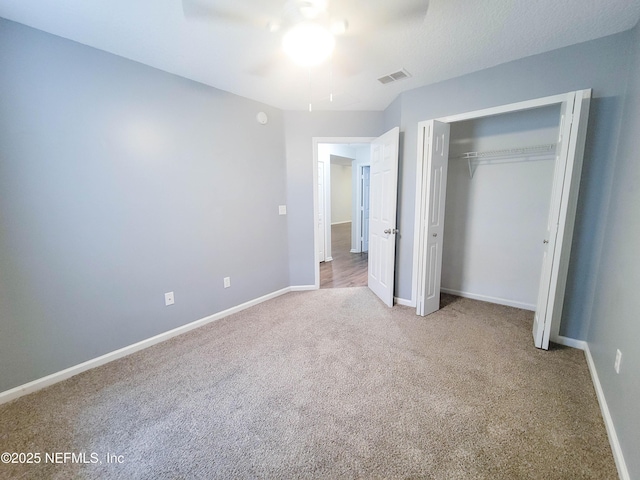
[{"xmin": 0, "ymin": 288, "xmax": 617, "ymax": 479}]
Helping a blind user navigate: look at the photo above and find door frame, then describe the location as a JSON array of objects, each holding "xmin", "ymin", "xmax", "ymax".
[
  {"xmin": 412, "ymin": 90, "xmax": 591, "ymax": 348},
  {"xmin": 313, "ymin": 137, "xmax": 375, "ymax": 289},
  {"xmin": 317, "ymin": 160, "xmax": 327, "ymax": 263},
  {"xmin": 356, "ymin": 164, "xmax": 371, "ymax": 253}
]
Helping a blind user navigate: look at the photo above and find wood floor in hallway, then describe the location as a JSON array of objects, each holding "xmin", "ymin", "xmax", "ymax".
[{"xmin": 320, "ymin": 222, "xmax": 368, "ymax": 288}]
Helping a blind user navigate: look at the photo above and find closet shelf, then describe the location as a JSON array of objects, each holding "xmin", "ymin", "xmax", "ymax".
[
  {"xmin": 458, "ymin": 143, "xmax": 557, "ymax": 178},
  {"xmin": 458, "ymin": 143, "xmax": 557, "ymax": 160}
]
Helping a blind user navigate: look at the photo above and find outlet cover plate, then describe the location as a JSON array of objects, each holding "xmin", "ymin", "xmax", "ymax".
[{"xmin": 165, "ymin": 291, "xmax": 175, "ymax": 306}]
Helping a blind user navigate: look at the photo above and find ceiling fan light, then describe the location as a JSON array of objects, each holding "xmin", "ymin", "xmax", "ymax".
[
  {"xmin": 267, "ymin": 21, "xmax": 281, "ymax": 33},
  {"xmin": 282, "ymin": 23, "xmax": 335, "ymax": 67},
  {"xmin": 330, "ymin": 19, "xmax": 348, "ymax": 35}
]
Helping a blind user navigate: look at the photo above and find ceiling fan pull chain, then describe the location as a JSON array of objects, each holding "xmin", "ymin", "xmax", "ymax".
[{"xmin": 329, "ymin": 53, "xmax": 334, "ymax": 103}]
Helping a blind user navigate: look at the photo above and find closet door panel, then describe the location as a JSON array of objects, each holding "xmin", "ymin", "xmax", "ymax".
[{"xmin": 417, "ymin": 120, "xmax": 450, "ymax": 316}]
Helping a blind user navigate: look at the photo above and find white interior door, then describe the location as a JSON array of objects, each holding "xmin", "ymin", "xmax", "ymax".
[
  {"xmin": 368, "ymin": 127, "xmax": 400, "ymax": 307},
  {"xmin": 362, "ymin": 166, "xmax": 370, "ymax": 252},
  {"xmin": 416, "ymin": 120, "xmax": 451, "ymax": 316},
  {"xmin": 317, "ymin": 161, "xmax": 325, "ymax": 263},
  {"xmin": 533, "ymin": 90, "xmax": 591, "ymax": 349}
]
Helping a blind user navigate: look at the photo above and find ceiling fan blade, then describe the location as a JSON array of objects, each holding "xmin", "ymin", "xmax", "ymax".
[
  {"xmin": 331, "ymin": 38, "xmax": 369, "ymax": 77},
  {"xmin": 245, "ymin": 50, "xmax": 289, "ymax": 77},
  {"xmin": 383, "ymin": 0, "xmax": 430, "ymax": 25},
  {"xmin": 330, "ymin": 0, "xmax": 429, "ymax": 33},
  {"xmin": 247, "ymin": 59, "xmax": 278, "ymax": 77},
  {"xmin": 181, "ymin": 0, "xmax": 271, "ymax": 29}
]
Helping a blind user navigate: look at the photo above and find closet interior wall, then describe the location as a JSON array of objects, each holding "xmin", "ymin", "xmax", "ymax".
[{"xmin": 442, "ymin": 105, "xmax": 562, "ymax": 310}]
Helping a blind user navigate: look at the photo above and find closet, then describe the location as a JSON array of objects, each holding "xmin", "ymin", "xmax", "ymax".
[
  {"xmin": 442, "ymin": 105, "xmax": 561, "ymax": 311},
  {"xmin": 413, "ymin": 90, "xmax": 591, "ymax": 350}
]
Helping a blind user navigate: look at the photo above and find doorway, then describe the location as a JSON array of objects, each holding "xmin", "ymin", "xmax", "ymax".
[
  {"xmin": 313, "ymin": 129, "xmax": 400, "ymax": 306},
  {"xmin": 316, "ymin": 142, "xmax": 372, "ymax": 288}
]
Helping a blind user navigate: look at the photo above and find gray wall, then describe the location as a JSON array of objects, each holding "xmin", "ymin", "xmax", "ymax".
[
  {"xmin": 284, "ymin": 112, "xmax": 384, "ymax": 286},
  {"xmin": 390, "ymin": 31, "xmax": 631, "ymax": 344},
  {"xmin": 587, "ymin": 21, "xmax": 640, "ymax": 479},
  {"xmin": 0, "ymin": 19, "xmax": 289, "ymax": 392},
  {"xmin": 2, "ymin": 15, "xmax": 638, "ymax": 476}
]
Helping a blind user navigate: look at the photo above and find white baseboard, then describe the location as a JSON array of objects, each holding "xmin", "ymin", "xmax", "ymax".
[
  {"xmin": 289, "ymin": 285, "xmax": 317, "ymax": 292},
  {"xmin": 325, "ymin": 256, "xmax": 333, "ymax": 262},
  {"xmin": 583, "ymin": 343, "xmax": 630, "ymax": 480},
  {"xmin": 350, "ymin": 249, "xmax": 359, "ymax": 253},
  {"xmin": 552, "ymin": 336, "xmax": 628, "ymax": 479},
  {"xmin": 441, "ymin": 288, "xmax": 536, "ymax": 311},
  {"xmin": 395, "ymin": 297, "xmax": 415, "ymax": 307},
  {"xmin": 331, "ymin": 221, "xmax": 351, "ymax": 225},
  {"xmin": 552, "ymin": 335, "xmax": 587, "ymax": 350},
  {"xmin": 0, "ymin": 286, "xmax": 295, "ymax": 406}
]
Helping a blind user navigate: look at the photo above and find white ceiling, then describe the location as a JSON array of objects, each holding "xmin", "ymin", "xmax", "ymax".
[{"xmin": 1, "ymin": 0, "xmax": 639, "ymax": 111}]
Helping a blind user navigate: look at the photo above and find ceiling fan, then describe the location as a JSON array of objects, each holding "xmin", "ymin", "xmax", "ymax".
[{"xmin": 182, "ymin": 0, "xmax": 430, "ymax": 70}]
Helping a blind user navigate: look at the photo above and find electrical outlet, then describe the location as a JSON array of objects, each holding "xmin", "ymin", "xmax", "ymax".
[
  {"xmin": 279, "ymin": 205, "xmax": 287, "ymax": 215},
  {"xmin": 164, "ymin": 291, "xmax": 175, "ymax": 306},
  {"xmin": 223, "ymin": 277, "xmax": 231, "ymax": 288},
  {"xmin": 614, "ymin": 349, "xmax": 622, "ymax": 374}
]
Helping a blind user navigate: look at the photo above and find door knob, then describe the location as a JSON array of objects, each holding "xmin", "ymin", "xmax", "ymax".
[
  {"xmin": 543, "ymin": 239, "xmax": 549, "ymax": 244},
  {"xmin": 432, "ymin": 233, "xmax": 437, "ymax": 237},
  {"xmin": 384, "ymin": 228, "xmax": 398, "ymax": 234}
]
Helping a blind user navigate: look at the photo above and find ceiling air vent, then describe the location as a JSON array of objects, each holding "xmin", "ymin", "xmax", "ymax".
[{"xmin": 377, "ymin": 68, "xmax": 411, "ymax": 85}]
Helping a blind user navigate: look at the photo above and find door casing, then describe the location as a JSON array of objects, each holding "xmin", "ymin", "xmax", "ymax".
[{"xmin": 312, "ymin": 137, "xmax": 375, "ymax": 289}]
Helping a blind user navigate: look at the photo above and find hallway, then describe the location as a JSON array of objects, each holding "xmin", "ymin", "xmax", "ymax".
[{"xmin": 320, "ymin": 222, "xmax": 368, "ymax": 288}]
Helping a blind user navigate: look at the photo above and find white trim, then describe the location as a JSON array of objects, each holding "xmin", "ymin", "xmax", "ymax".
[
  {"xmin": 0, "ymin": 287, "xmax": 294, "ymax": 405},
  {"xmin": 436, "ymin": 93, "xmax": 569, "ymax": 124},
  {"xmin": 354, "ymin": 161, "xmax": 372, "ymax": 254},
  {"xmin": 552, "ymin": 335, "xmax": 587, "ymax": 350},
  {"xmin": 394, "ymin": 297, "xmax": 415, "ymax": 307},
  {"xmin": 325, "ymin": 256, "xmax": 333, "ymax": 262},
  {"xmin": 331, "ymin": 220, "xmax": 351, "ymax": 225},
  {"xmin": 584, "ymin": 343, "xmax": 630, "ymax": 480},
  {"xmin": 289, "ymin": 284, "xmax": 317, "ymax": 292},
  {"xmin": 549, "ymin": 337, "xmax": 630, "ymax": 479},
  {"xmin": 313, "ymin": 142, "xmax": 321, "ymax": 287},
  {"xmin": 440, "ymin": 288, "xmax": 536, "ymax": 311}
]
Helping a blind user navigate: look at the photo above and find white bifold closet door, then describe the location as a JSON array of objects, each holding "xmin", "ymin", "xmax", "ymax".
[
  {"xmin": 415, "ymin": 120, "xmax": 450, "ymax": 316},
  {"xmin": 414, "ymin": 90, "xmax": 591, "ymax": 350},
  {"xmin": 532, "ymin": 91, "xmax": 591, "ymax": 349}
]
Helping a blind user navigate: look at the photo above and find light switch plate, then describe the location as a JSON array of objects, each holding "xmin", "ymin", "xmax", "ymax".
[
  {"xmin": 615, "ymin": 349, "xmax": 622, "ymax": 374},
  {"xmin": 279, "ymin": 205, "xmax": 287, "ymax": 215}
]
